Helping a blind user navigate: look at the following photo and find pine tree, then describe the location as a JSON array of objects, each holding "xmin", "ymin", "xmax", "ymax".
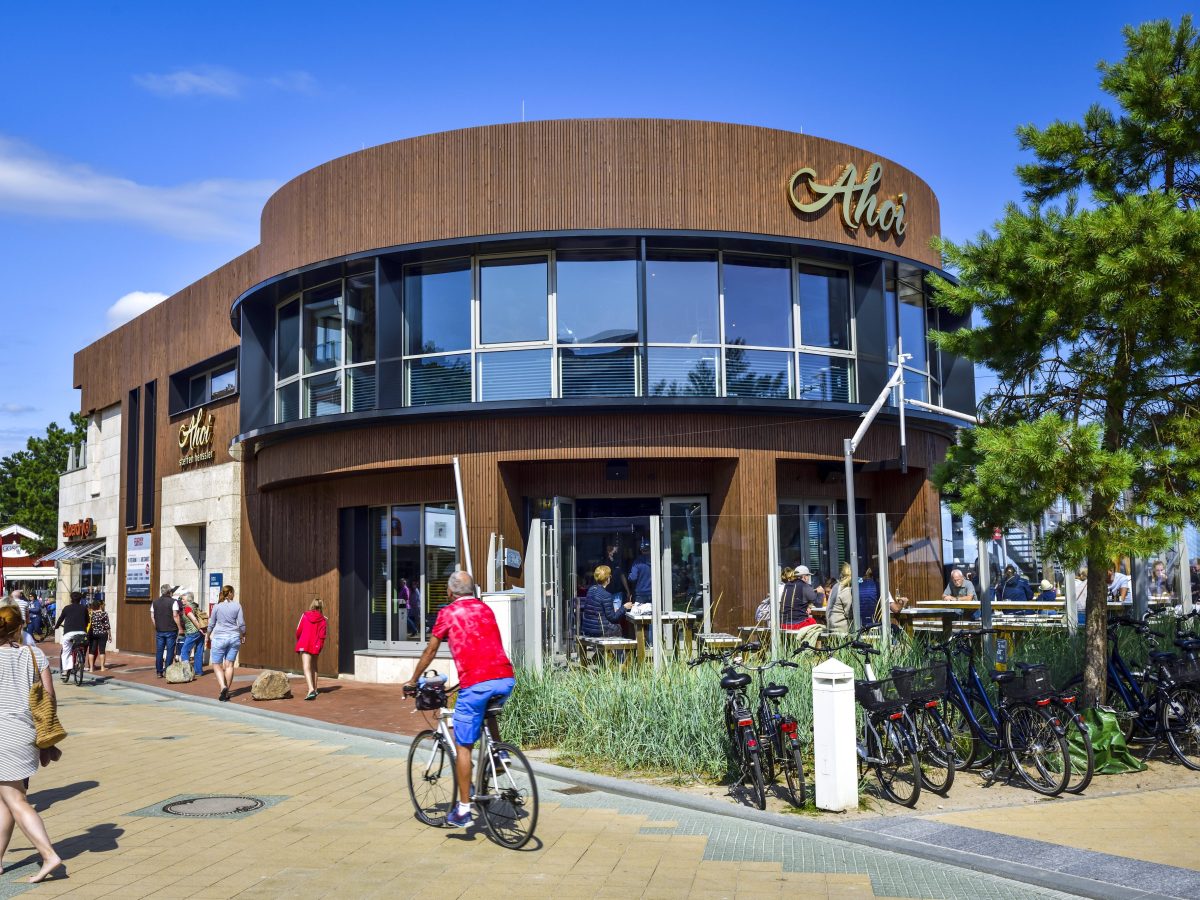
[{"xmin": 931, "ymin": 16, "xmax": 1200, "ymax": 706}]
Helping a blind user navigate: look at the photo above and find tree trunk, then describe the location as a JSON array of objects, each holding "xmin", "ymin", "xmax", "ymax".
[{"xmin": 1082, "ymin": 547, "xmax": 1110, "ymax": 708}]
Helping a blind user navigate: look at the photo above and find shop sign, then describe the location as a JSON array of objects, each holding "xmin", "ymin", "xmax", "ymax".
[
  {"xmin": 62, "ymin": 518, "xmax": 95, "ymax": 540},
  {"xmin": 125, "ymin": 532, "xmax": 151, "ymax": 598},
  {"xmin": 179, "ymin": 406, "xmax": 216, "ymax": 467},
  {"xmin": 787, "ymin": 161, "xmax": 907, "ymax": 236}
]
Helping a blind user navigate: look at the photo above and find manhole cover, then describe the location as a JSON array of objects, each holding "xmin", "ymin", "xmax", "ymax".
[{"xmin": 162, "ymin": 796, "xmax": 264, "ymax": 818}]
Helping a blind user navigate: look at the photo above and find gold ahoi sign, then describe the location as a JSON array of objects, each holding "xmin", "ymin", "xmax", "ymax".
[
  {"xmin": 787, "ymin": 161, "xmax": 908, "ymax": 237},
  {"xmin": 179, "ymin": 406, "xmax": 216, "ymax": 467}
]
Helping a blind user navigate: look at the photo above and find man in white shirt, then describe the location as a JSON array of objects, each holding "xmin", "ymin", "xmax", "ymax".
[{"xmin": 1107, "ymin": 568, "xmax": 1131, "ymax": 603}]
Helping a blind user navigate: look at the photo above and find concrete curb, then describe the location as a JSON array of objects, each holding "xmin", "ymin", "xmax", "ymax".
[{"xmin": 101, "ymin": 677, "xmax": 1170, "ymax": 900}]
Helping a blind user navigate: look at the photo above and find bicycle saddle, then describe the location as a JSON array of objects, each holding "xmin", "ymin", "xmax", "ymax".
[
  {"xmin": 763, "ymin": 682, "xmax": 789, "ymax": 699},
  {"xmin": 1149, "ymin": 651, "xmax": 1177, "ymax": 664},
  {"xmin": 889, "ymin": 666, "xmax": 917, "ymax": 676},
  {"xmin": 1175, "ymin": 637, "xmax": 1200, "ymax": 653},
  {"xmin": 990, "ymin": 670, "xmax": 1017, "ymax": 683},
  {"xmin": 1014, "ymin": 662, "xmax": 1046, "ymax": 671},
  {"xmin": 720, "ymin": 671, "xmax": 752, "ymax": 690},
  {"xmin": 485, "ymin": 699, "xmax": 507, "ymax": 716}
]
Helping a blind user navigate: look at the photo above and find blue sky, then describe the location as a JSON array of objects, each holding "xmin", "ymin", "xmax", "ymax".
[{"xmin": 0, "ymin": 0, "xmax": 1191, "ymax": 454}]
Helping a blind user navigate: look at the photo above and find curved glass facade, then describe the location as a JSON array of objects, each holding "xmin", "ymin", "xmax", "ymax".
[{"xmin": 245, "ymin": 238, "xmax": 944, "ymax": 428}]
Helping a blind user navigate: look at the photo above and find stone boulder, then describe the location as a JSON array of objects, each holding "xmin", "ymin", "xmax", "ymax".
[
  {"xmin": 165, "ymin": 662, "xmax": 194, "ymax": 684},
  {"xmin": 250, "ymin": 670, "xmax": 292, "ymax": 701}
]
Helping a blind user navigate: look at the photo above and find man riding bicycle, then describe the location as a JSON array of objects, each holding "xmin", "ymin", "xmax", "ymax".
[{"xmin": 403, "ymin": 571, "xmax": 514, "ymax": 828}]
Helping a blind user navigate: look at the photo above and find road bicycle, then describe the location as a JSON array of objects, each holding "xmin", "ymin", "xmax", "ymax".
[
  {"xmin": 931, "ymin": 629, "xmax": 1071, "ymax": 796},
  {"xmin": 1068, "ymin": 617, "xmax": 1200, "ymax": 769},
  {"xmin": 737, "ymin": 654, "xmax": 807, "ymax": 808},
  {"xmin": 404, "ymin": 672, "xmax": 539, "ymax": 849},
  {"xmin": 62, "ymin": 635, "xmax": 87, "ymax": 686},
  {"xmin": 689, "ymin": 642, "xmax": 767, "ymax": 810},
  {"xmin": 800, "ymin": 638, "xmax": 924, "ymax": 807}
]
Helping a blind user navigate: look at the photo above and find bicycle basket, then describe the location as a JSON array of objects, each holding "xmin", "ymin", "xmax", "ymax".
[
  {"xmin": 906, "ymin": 664, "xmax": 948, "ymax": 704},
  {"xmin": 415, "ymin": 684, "xmax": 448, "ymax": 711},
  {"xmin": 1168, "ymin": 656, "xmax": 1200, "ymax": 686},
  {"xmin": 999, "ymin": 663, "xmax": 1055, "ymax": 702},
  {"xmin": 855, "ymin": 677, "xmax": 906, "ymax": 712}
]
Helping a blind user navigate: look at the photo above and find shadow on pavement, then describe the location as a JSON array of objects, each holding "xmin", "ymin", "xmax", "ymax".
[
  {"xmin": 56, "ymin": 822, "xmax": 124, "ymax": 861},
  {"xmin": 29, "ymin": 780, "xmax": 100, "ymax": 810}
]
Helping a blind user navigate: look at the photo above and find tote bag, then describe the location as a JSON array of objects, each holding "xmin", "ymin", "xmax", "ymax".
[{"xmin": 27, "ymin": 647, "xmax": 67, "ymax": 749}]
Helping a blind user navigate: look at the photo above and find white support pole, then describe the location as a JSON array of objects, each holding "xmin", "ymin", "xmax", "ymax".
[
  {"xmin": 485, "ymin": 533, "xmax": 497, "ymax": 592},
  {"xmin": 977, "ymin": 537, "xmax": 992, "ymax": 630},
  {"xmin": 876, "ymin": 514, "xmax": 891, "ymax": 647},
  {"xmin": 650, "ymin": 514, "xmax": 663, "ymax": 673},
  {"xmin": 524, "ymin": 524, "xmax": 543, "ymax": 671},
  {"xmin": 1064, "ymin": 568, "xmax": 1078, "ymax": 633},
  {"xmin": 897, "ymin": 337, "xmax": 908, "ymax": 474},
  {"xmin": 767, "ymin": 514, "xmax": 781, "ymax": 649},
  {"xmin": 452, "ymin": 456, "xmax": 473, "ymax": 578},
  {"xmin": 845, "ymin": 439, "xmax": 862, "ymax": 633},
  {"xmin": 1179, "ymin": 531, "xmax": 1193, "ymax": 615}
]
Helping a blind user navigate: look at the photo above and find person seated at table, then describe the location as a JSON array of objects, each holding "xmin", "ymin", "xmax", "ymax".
[
  {"xmin": 1074, "ymin": 567, "xmax": 1088, "ymax": 625},
  {"xmin": 1148, "ymin": 559, "xmax": 1171, "ymax": 598},
  {"xmin": 999, "ymin": 565, "xmax": 1034, "ymax": 606},
  {"xmin": 827, "ymin": 562, "xmax": 855, "ymax": 634},
  {"xmin": 1037, "ymin": 579, "xmax": 1058, "ymax": 603},
  {"xmin": 942, "ymin": 568, "xmax": 976, "ymax": 602},
  {"xmin": 581, "ymin": 565, "xmax": 631, "ymax": 639},
  {"xmin": 781, "ymin": 566, "xmax": 819, "ymax": 630},
  {"xmin": 1107, "ymin": 566, "xmax": 1130, "ymax": 604},
  {"xmin": 858, "ymin": 567, "xmax": 879, "ymax": 628}
]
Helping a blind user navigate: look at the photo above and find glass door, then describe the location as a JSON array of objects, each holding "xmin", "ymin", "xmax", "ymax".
[
  {"xmin": 552, "ymin": 497, "xmax": 577, "ymax": 661},
  {"xmin": 663, "ymin": 497, "xmax": 711, "ymax": 632},
  {"xmin": 778, "ymin": 500, "xmax": 837, "ymax": 586}
]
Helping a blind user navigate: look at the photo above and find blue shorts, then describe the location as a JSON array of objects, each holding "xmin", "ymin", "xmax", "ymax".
[
  {"xmin": 209, "ymin": 634, "xmax": 241, "ymax": 664},
  {"xmin": 452, "ymin": 677, "xmax": 515, "ymax": 746}
]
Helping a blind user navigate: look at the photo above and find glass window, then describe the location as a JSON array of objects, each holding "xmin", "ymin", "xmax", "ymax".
[
  {"xmin": 477, "ymin": 349, "xmax": 552, "ymax": 401},
  {"xmin": 556, "ymin": 251, "xmax": 638, "ymax": 344},
  {"xmin": 723, "ymin": 255, "xmax": 791, "ymax": 348},
  {"xmin": 304, "ymin": 370, "xmax": 342, "ymax": 417},
  {"xmin": 646, "ymin": 347, "xmax": 719, "ymax": 396},
  {"xmin": 405, "ymin": 259, "xmax": 471, "ymax": 355},
  {"xmin": 902, "ymin": 368, "xmax": 929, "ymax": 403},
  {"xmin": 345, "ymin": 272, "xmax": 376, "ymax": 364},
  {"xmin": 188, "ymin": 374, "xmax": 207, "ymax": 408},
  {"xmin": 560, "ymin": 346, "xmax": 637, "ymax": 398},
  {"xmin": 798, "ymin": 264, "xmax": 851, "ymax": 351},
  {"xmin": 276, "ymin": 381, "xmax": 299, "ymax": 423},
  {"xmin": 885, "ymin": 263, "xmax": 899, "ymax": 364},
  {"xmin": 480, "ymin": 256, "xmax": 548, "ymax": 344},
  {"xmin": 277, "ymin": 298, "xmax": 300, "ymax": 381},
  {"xmin": 797, "ymin": 355, "xmax": 853, "ymax": 403},
  {"xmin": 407, "ymin": 354, "xmax": 471, "ymax": 407},
  {"xmin": 424, "ymin": 503, "xmax": 459, "ymax": 629},
  {"xmin": 210, "ymin": 364, "xmax": 236, "ymax": 400},
  {"xmin": 368, "ymin": 507, "xmax": 388, "ymax": 643},
  {"xmin": 725, "ymin": 348, "xmax": 790, "ymax": 399},
  {"xmin": 646, "ymin": 251, "xmax": 719, "ymax": 344},
  {"xmin": 303, "ymin": 282, "xmax": 343, "ymax": 373},
  {"xmin": 348, "ymin": 364, "xmax": 376, "ymax": 412},
  {"xmin": 389, "ymin": 505, "xmax": 421, "ymax": 641},
  {"xmin": 898, "ymin": 266, "xmax": 928, "ymax": 371}
]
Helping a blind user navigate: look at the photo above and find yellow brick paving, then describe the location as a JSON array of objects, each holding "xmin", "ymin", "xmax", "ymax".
[
  {"xmin": 6, "ymin": 691, "xmax": 888, "ymax": 900},
  {"xmin": 929, "ymin": 785, "xmax": 1200, "ymax": 873}
]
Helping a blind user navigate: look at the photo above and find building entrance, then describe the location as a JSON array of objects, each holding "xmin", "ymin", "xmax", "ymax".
[{"xmin": 531, "ymin": 495, "xmax": 711, "ymax": 664}]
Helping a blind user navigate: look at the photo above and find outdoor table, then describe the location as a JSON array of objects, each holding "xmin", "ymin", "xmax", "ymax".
[
  {"xmin": 580, "ymin": 636, "xmax": 637, "ymax": 670},
  {"xmin": 695, "ymin": 632, "xmax": 740, "ymax": 654},
  {"xmin": 738, "ymin": 625, "xmax": 771, "ymax": 649},
  {"xmin": 628, "ymin": 612, "xmax": 697, "ymax": 663},
  {"xmin": 894, "ymin": 606, "xmax": 961, "ymax": 639}
]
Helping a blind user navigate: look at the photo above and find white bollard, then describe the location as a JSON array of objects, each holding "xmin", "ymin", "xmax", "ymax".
[{"xmin": 812, "ymin": 657, "xmax": 858, "ymax": 812}]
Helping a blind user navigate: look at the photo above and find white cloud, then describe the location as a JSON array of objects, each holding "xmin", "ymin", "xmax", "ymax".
[
  {"xmin": 133, "ymin": 66, "xmax": 244, "ymax": 98},
  {"xmin": 106, "ymin": 291, "xmax": 169, "ymax": 329},
  {"xmin": 134, "ymin": 66, "xmax": 319, "ymax": 99},
  {"xmin": 0, "ymin": 136, "xmax": 276, "ymax": 241},
  {"xmin": 0, "ymin": 403, "xmax": 36, "ymax": 415}
]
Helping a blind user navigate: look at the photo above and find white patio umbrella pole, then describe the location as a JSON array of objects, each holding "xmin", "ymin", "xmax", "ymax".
[{"xmin": 452, "ymin": 456, "xmax": 473, "ymax": 580}]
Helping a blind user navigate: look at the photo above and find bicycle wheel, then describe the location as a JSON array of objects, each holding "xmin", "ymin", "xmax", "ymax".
[
  {"xmin": 939, "ymin": 699, "xmax": 977, "ymax": 770},
  {"xmin": 742, "ymin": 730, "xmax": 766, "ymax": 810},
  {"xmin": 406, "ymin": 730, "xmax": 457, "ymax": 826},
  {"xmin": 74, "ymin": 650, "xmax": 85, "ymax": 685},
  {"xmin": 1163, "ymin": 686, "xmax": 1200, "ymax": 770},
  {"xmin": 1055, "ymin": 701, "xmax": 1094, "ymax": 794},
  {"xmin": 1004, "ymin": 702, "xmax": 1070, "ymax": 796},
  {"xmin": 782, "ymin": 737, "xmax": 807, "ymax": 808},
  {"xmin": 873, "ymin": 716, "xmax": 921, "ymax": 807},
  {"xmin": 479, "ymin": 741, "xmax": 539, "ymax": 849},
  {"xmin": 913, "ymin": 706, "xmax": 955, "ymax": 794}
]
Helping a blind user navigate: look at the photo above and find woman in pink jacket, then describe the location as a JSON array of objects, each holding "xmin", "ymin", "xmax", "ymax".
[{"xmin": 294, "ymin": 598, "xmax": 328, "ymax": 701}]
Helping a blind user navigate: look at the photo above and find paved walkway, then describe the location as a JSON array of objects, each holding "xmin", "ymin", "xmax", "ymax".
[{"xmin": 1, "ymin": 681, "xmax": 1080, "ymax": 900}]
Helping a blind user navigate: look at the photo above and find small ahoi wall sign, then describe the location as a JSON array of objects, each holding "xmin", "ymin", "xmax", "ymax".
[
  {"xmin": 787, "ymin": 162, "xmax": 907, "ymax": 237},
  {"xmin": 179, "ymin": 406, "xmax": 216, "ymax": 467}
]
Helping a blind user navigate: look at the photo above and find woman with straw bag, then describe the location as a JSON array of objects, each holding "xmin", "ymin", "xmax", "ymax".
[{"xmin": 0, "ymin": 605, "xmax": 63, "ymax": 883}]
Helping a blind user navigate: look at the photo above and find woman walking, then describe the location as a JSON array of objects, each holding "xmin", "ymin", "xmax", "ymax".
[
  {"xmin": 0, "ymin": 606, "xmax": 62, "ymax": 883},
  {"xmin": 86, "ymin": 599, "xmax": 110, "ymax": 672},
  {"xmin": 205, "ymin": 585, "xmax": 245, "ymax": 702},
  {"xmin": 294, "ymin": 599, "xmax": 328, "ymax": 701}
]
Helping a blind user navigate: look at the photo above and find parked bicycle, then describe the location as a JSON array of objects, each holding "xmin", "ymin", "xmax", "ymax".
[
  {"xmin": 1068, "ymin": 616, "xmax": 1200, "ymax": 769},
  {"xmin": 738, "ymin": 654, "xmax": 807, "ymax": 808},
  {"xmin": 689, "ymin": 642, "xmax": 768, "ymax": 810},
  {"xmin": 931, "ymin": 629, "xmax": 1072, "ymax": 796},
  {"xmin": 404, "ymin": 672, "xmax": 539, "ymax": 849},
  {"xmin": 889, "ymin": 660, "xmax": 956, "ymax": 795}
]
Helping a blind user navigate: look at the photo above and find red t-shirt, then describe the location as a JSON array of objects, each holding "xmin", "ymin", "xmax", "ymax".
[{"xmin": 431, "ymin": 597, "xmax": 514, "ymax": 689}]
